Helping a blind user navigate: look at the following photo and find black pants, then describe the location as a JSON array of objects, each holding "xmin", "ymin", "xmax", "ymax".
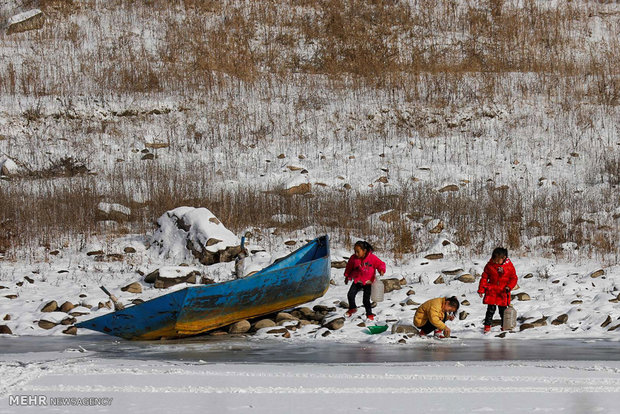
[
  {"xmin": 484, "ymin": 305, "xmax": 506, "ymax": 326},
  {"xmin": 347, "ymin": 282, "xmax": 373, "ymax": 315},
  {"xmin": 418, "ymin": 315, "xmax": 447, "ymax": 335}
]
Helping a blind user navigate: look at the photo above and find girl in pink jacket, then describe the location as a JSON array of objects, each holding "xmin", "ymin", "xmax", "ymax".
[{"xmin": 344, "ymin": 241, "xmax": 386, "ymax": 321}]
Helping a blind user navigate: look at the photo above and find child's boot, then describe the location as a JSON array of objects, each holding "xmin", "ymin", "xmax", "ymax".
[
  {"xmin": 484, "ymin": 325, "xmax": 491, "ymax": 333},
  {"xmin": 366, "ymin": 314, "xmax": 375, "ymax": 321},
  {"xmin": 346, "ymin": 308, "xmax": 357, "ymax": 317}
]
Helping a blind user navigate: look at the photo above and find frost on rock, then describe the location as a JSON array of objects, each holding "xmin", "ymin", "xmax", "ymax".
[
  {"xmin": 6, "ymin": 9, "xmax": 44, "ymax": 34},
  {"xmin": 97, "ymin": 202, "xmax": 131, "ymax": 221},
  {"xmin": 151, "ymin": 207, "xmax": 242, "ymax": 265},
  {"xmin": 0, "ymin": 157, "xmax": 19, "ymax": 176}
]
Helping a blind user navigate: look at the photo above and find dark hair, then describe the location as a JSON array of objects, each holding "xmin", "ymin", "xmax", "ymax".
[
  {"xmin": 491, "ymin": 247, "xmax": 508, "ymax": 259},
  {"xmin": 354, "ymin": 240, "xmax": 373, "ymax": 253},
  {"xmin": 446, "ymin": 296, "xmax": 460, "ymax": 311}
]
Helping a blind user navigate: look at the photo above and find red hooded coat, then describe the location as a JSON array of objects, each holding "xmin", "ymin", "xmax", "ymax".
[
  {"xmin": 477, "ymin": 258, "xmax": 518, "ymax": 306},
  {"xmin": 344, "ymin": 252, "xmax": 386, "ymax": 285}
]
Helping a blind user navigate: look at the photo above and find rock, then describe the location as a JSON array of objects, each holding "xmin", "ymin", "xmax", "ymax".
[
  {"xmin": 253, "ymin": 319, "xmax": 276, "ymax": 330},
  {"xmin": 321, "ymin": 330, "xmax": 331, "ymax": 337},
  {"xmin": 551, "ymin": 314, "xmax": 568, "ymax": 325},
  {"xmin": 404, "ymin": 299, "xmax": 420, "ymax": 306},
  {"xmin": 3, "ymin": 314, "xmax": 10, "ymax": 321},
  {"xmin": 601, "ymin": 315, "xmax": 612, "ymax": 328},
  {"xmin": 41, "ymin": 300, "xmax": 58, "ymax": 312},
  {"xmin": 521, "ymin": 317, "xmax": 547, "ymax": 331},
  {"xmin": 124, "ymin": 247, "xmax": 137, "ymax": 253},
  {"xmin": 406, "ymin": 289, "xmax": 415, "ymax": 296},
  {"xmin": 375, "ymin": 176, "xmax": 389, "ymax": 184},
  {"xmin": 7, "ymin": 9, "xmax": 45, "ymax": 35},
  {"xmin": 24, "ymin": 276, "xmax": 34, "ymax": 284},
  {"xmin": 313, "ymin": 305, "xmax": 336, "ymax": 313},
  {"xmin": 382, "ymin": 278, "xmax": 402, "ymax": 293},
  {"xmin": 391, "ymin": 323, "xmax": 418, "ymax": 334},
  {"xmin": 590, "ymin": 269, "xmax": 605, "ymax": 278},
  {"xmin": 427, "ymin": 219, "xmax": 444, "ymax": 234},
  {"xmin": 266, "ymin": 328, "xmax": 289, "ymax": 335},
  {"xmin": 97, "ymin": 202, "xmax": 131, "ymax": 222},
  {"xmin": 5, "ymin": 295, "xmax": 17, "ymax": 300},
  {"xmin": 514, "ymin": 292, "xmax": 530, "ymax": 301},
  {"xmin": 229, "ymin": 320, "xmax": 251, "ymax": 334},
  {"xmin": 131, "ymin": 299, "xmax": 145, "ymax": 305},
  {"xmin": 571, "ymin": 300, "xmax": 583, "ymax": 305},
  {"xmin": 331, "ymin": 260, "xmax": 347, "ymax": 269},
  {"xmin": 276, "ymin": 312, "xmax": 297, "ymax": 323},
  {"xmin": 61, "ymin": 317, "xmax": 77, "ymax": 325},
  {"xmin": 424, "ymin": 253, "xmax": 444, "ymax": 260},
  {"xmin": 144, "ymin": 270, "xmax": 159, "ymax": 283},
  {"xmin": 0, "ymin": 325, "xmax": 12, "ymax": 334},
  {"xmin": 152, "ymin": 269, "xmax": 202, "ymax": 289},
  {"xmin": 297, "ymin": 307, "xmax": 315, "ymax": 319},
  {"xmin": 286, "ymin": 183, "xmax": 311, "ymax": 195},
  {"xmin": 433, "ymin": 276, "xmax": 445, "ymax": 284},
  {"xmin": 59, "ymin": 302, "xmax": 75, "ymax": 313},
  {"xmin": 461, "ymin": 300, "xmax": 470, "ymax": 306},
  {"xmin": 87, "ymin": 250, "xmax": 104, "ymax": 256},
  {"xmin": 524, "ymin": 273, "xmax": 534, "ymax": 279},
  {"xmin": 323, "ymin": 317, "xmax": 345, "ymax": 330},
  {"xmin": 496, "ymin": 332, "xmax": 508, "ymax": 338},
  {"xmin": 442, "ymin": 268, "xmax": 463, "ymax": 276},
  {"xmin": 38, "ymin": 320, "xmax": 58, "ymax": 330},
  {"xmin": 121, "ymin": 282, "xmax": 142, "ymax": 294},
  {"xmin": 0, "ymin": 157, "xmax": 20, "ymax": 176},
  {"xmin": 209, "ymin": 330, "xmax": 228, "ymax": 336},
  {"xmin": 439, "ymin": 185, "xmax": 459, "ymax": 193},
  {"xmin": 98, "ymin": 301, "xmax": 112, "ymax": 309},
  {"xmin": 519, "ymin": 323, "xmax": 535, "ymax": 331},
  {"xmin": 62, "ymin": 326, "xmax": 78, "ymax": 335},
  {"xmin": 379, "ymin": 210, "xmax": 401, "ymax": 223},
  {"xmin": 159, "ymin": 211, "xmax": 242, "ymax": 265},
  {"xmin": 457, "ymin": 274, "xmax": 475, "ymax": 283},
  {"xmin": 284, "ymin": 240, "xmax": 296, "ymax": 246},
  {"xmin": 459, "ymin": 311, "xmax": 469, "ymax": 320},
  {"xmin": 338, "ymin": 301, "xmax": 348, "ymax": 309},
  {"xmin": 608, "ymin": 324, "xmax": 620, "ymax": 331}
]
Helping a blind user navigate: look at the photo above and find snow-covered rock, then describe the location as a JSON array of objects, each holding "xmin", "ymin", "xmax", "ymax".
[
  {"xmin": 0, "ymin": 157, "xmax": 19, "ymax": 176},
  {"xmin": 151, "ymin": 207, "xmax": 241, "ymax": 265},
  {"xmin": 97, "ymin": 202, "xmax": 131, "ymax": 221},
  {"xmin": 6, "ymin": 8, "xmax": 44, "ymax": 34}
]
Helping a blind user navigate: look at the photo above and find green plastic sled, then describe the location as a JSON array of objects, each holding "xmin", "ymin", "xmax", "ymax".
[{"xmin": 366, "ymin": 325, "xmax": 389, "ymax": 334}]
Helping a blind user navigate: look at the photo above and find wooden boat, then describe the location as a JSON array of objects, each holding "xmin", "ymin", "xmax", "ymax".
[{"xmin": 76, "ymin": 235, "xmax": 331, "ymax": 340}]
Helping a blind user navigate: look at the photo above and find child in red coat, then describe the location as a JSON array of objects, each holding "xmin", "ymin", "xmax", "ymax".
[
  {"xmin": 477, "ymin": 247, "xmax": 518, "ymax": 333},
  {"xmin": 344, "ymin": 241, "xmax": 386, "ymax": 321}
]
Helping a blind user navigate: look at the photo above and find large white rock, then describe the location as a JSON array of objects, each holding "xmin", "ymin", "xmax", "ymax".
[{"xmin": 151, "ymin": 207, "xmax": 241, "ymax": 265}]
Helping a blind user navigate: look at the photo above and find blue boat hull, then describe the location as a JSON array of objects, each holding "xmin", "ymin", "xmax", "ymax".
[{"xmin": 76, "ymin": 235, "xmax": 331, "ymax": 340}]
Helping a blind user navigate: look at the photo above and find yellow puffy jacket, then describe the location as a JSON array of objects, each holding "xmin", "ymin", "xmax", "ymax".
[{"xmin": 414, "ymin": 297, "xmax": 446, "ymax": 330}]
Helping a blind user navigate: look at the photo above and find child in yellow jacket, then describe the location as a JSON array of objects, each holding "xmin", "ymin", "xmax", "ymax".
[{"xmin": 414, "ymin": 296, "xmax": 460, "ymax": 337}]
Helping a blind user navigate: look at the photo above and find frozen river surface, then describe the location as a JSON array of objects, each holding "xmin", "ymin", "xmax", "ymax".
[{"xmin": 1, "ymin": 336, "xmax": 619, "ymax": 414}]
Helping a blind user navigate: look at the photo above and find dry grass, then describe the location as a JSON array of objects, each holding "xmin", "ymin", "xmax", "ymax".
[{"xmin": 1, "ymin": 0, "xmax": 619, "ymax": 259}]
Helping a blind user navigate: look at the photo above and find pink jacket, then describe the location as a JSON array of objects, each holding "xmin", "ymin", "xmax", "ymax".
[{"xmin": 344, "ymin": 252, "xmax": 386, "ymax": 285}]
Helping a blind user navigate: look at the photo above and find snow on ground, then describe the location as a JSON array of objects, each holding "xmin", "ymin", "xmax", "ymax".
[
  {"xmin": 0, "ymin": 231, "xmax": 618, "ymax": 341},
  {"xmin": 0, "ymin": 351, "xmax": 619, "ymax": 414}
]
